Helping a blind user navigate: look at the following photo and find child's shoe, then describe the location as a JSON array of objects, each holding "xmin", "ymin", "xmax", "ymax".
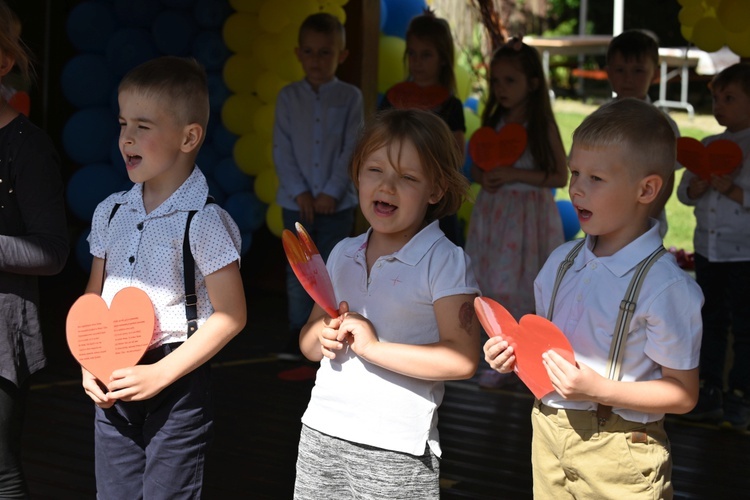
[
  {"xmin": 682, "ymin": 382, "xmax": 723, "ymax": 422},
  {"xmin": 720, "ymin": 389, "xmax": 750, "ymax": 431}
]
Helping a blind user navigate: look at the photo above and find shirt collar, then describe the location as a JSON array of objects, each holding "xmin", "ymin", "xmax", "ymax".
[
  {"xmin": 303, "ymin": 77, "xmax": 339, "ymax": 94},
  {"xmin": 348, "ymin": 220, "xmax": 445, "ymax": 267},
  {"xmin": 575, "ymin": 219, "xmax": 663, "ymax": 277},
  {"xmin": 119, "ymin": 166, "xmax": 209, "ymax": 217}
]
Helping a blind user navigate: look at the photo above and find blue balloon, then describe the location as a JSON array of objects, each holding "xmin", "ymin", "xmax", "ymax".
[
  {"xmin": 196, "ymin": 142, "xmax": 220, "ymax": 177},
  {"xmin": 152, "ymin": 10, "xmax": 197, "ymax": 56},
  {"xmin": 205, "ymin": 174, "xmax": 227, "ymax": 206},
  {"xmin": 380, "ymin": 0, "xmax": 388, "ymax": 32},
  {"xmin": 206, "ymin": 72, "xmax": 230, "ymax": 113},
  {"xmin": 556, "ymin": 199, "xmax": 581, "ymax": 241},
  {"xmin": 240, "ymin": 231, "xmax": 253, "ymax": 256},
  {"xmin": 66, "ymin": 1, "xmax": 118, "ymax": 53},
  {"xmin": 192, "ymin": 31, "xmax": 230, "ymax": 72},
  {"xmin": 213, "ymin": 157, "xmax": 253, "ymax": 195},
  {"xmin": 193, "ymin": 0, "xmax": 232, "ymax": 30},
  {"xmin": 106, "ymin": 27, "xmax": 159, "ymax": 77},
  {"xmin": 114, "ymin": 0, "xmax": 162, "ymax": 28},
  {"xmin": 61, "ymin": 54, "xmax": 115, "ymax": 109},
  {"xmin": 223, "ymin": 191, "xmax": 267, "ymax": 233},
  {"xmin": 211, "ymin": 123, "xmax": 238, "ymax": 157},
  {"xmin": 76, "ymin": 228, "xmax": 93, "ymax": 273},
  {"xmin": 464, "ymin": 96, "xmax": 479, "ymax": 114},
  {"xmin": 66, "ymin": 163, "xmax": 126, "ymax": 222},
  {"xmin": 462, "ymin": 142, "xmax": 473, "ymax": 182},
  {"xmin": 63, "ymin": 107, "xmax": 119, "ymax": 165},
  {"xmin": 109, "ymin": 137, "xmax": 128, "ymax": 178},
  {"xmin": 382, "ymin": 0, "xmax": 427, "ymax": 38}
]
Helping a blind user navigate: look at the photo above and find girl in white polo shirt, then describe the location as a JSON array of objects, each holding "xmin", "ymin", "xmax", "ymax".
[{"xmin": 293, "ymin": 109, "xmax": 481, "ymax": 499}]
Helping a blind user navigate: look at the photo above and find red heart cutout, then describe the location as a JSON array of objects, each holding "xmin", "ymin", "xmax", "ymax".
[
  {"xmin": 474, "ymin": 297, "xmax": 575, "ymax": 399},
  {"xmin": 66, "ymin": 287, "xmax": 155, "ymax": 388},
  {"xmin": 386, "ymin": 81, "xmax": 450, "ymax": 110},
  {"xmin": 468, "ymin": 124, "xmax": 528, "ymax": 171},
  {"xmin": 677, "ymin": 137, "xmax": 743, "ymax": 180}
]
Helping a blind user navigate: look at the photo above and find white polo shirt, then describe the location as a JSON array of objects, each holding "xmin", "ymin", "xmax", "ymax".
[
  {"xmin": 301, "ymin": 221, "xmax": 481, "ymax": 456},
  {"xmin": 534, "ymin": 221, "xmax": 703, "ymax": 423},
  {"xmin": 88, "ymin": 167, "xmax": 242, "ymax": 348}
]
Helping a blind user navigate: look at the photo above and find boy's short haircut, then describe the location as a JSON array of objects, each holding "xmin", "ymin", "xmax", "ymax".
[
  {"xmin": 298, "ymin": 12, "xmax": 346, "ymax": 48},
  {"xmin": 607, "ymin": 29, "xmax": 659, "ymax": 68},
  {"xmin": 349, "ymin": 109, "xmax": 469, "ymax": 222},
  {"xmin": 118, "ymin": 56, "xmax": 209, "ymax": 130},
  {"xmin": 573, "ymin": 98, "xmax": 675, "ymax": 180},
  {"xmin": 709, "ymin": 62, "xmax": 750, "ymax": 96}
]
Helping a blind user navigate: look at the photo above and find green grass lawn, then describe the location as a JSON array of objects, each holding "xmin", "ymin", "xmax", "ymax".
[{"xmin": 552, "ymin": 101, "xmax": 720, "ymax": 253}]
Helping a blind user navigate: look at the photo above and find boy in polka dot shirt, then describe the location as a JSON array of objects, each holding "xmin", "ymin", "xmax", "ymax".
[{"xmin": 80, "ymin": 56, "xmax": 247, "ymax": 498}]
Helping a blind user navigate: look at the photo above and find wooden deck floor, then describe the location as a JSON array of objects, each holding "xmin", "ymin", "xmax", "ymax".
[{"xmin": 22, "ymin": 244, "xmax": 750, "ymax": 499}]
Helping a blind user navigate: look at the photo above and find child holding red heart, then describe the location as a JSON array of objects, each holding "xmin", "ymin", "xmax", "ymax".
[
  {"xmin": 294, "ymin": 109, "xmax": 481, "ymax": 498},
  {"xmin": 676, "ymin": 62, "xmax": 750, "ymax": 430},
  {"xmin": 465, "ymin": 38, "xmax": 567, "ymax": 326},
  {"xmin": 378, "ymin": 11, "xmax": 466, "ymax": 245},
  {"xmin": 485, "ymin": 98, "xmax": 703, "ymax": 499}
]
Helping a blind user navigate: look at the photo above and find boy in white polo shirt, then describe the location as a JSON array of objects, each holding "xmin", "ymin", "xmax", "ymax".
[
  {"xmin": 80, "ymin": 56, "xmax": 246, "ymax": 498},
  {"xmin": 484, "ymin": 98, "xmax": 703, "ymax": 499}
]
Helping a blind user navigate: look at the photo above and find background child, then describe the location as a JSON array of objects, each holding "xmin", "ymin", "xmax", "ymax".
[
  {"xmin": 466, "ymin": 37, "xmax": 567, "ymax": 320},
  {"xmin": 294, "ymin": 109, "xmax": 481, "ymax": 499},
  {"xmin": 0, "ymin": 1, "xmax": 68, "ymax": 496},
  {"xmin": 605, "ymin": 29, "xmax": 681, "ymax": 236},
  {"xmin": 273, "ymin": 12, "xmax": 363, "ymax": 360},
  {"xmin": 677, "ymin": 63, "xmax": 750, "ymax": 430},
  {"xmin": 378, "ymin": 12, "xmax": 466, "ymax": 245},
  {"xmin": 485, "ymin": 98, "xmax": 702, "ymax": 499},
  {"xmin": 81, "ymin": 56, "xmax": 246, "ymax": 498}
]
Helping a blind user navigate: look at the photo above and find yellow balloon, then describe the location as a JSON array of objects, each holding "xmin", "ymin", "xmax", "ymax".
[
  {"xmin": 464, "ymin": 108, "xmax": 480, "ymax": 139},
  {"xmin": 255, "ymin": 168, "xmax": 279, "ymax": 205},
  {"xmin": 378, "ymin": 35, "xmax": 406, "ymax": 94},
  {"xmin": 678, "ymin": 5, "xmax": 705, "ymax": 28},
  {"xmin": 230, "ymin": 0, "xmax": 263, "ymax": 13},
  {"xmin": 727, "ymin": 27, "xmax": 750, "ymax": 58},
  {"xmin": 276, "ymin": 56, "xmax": 305, "ymax": 83},
  {"xmin": 289, "ymin": 0, "xmax": 320, "ymax": 23},
  {"xmin": 704, "ymin": 0, "xmax": 721, "ymax": 8},
  {"xmin": 222, "ymin": 93, "xmax": 263, "ymax": 135},
  {"xmin": 253, "ymin": 104, "xmax": 276, "ymax": 138},
  {"xmin": 692, "ymin": 16, "xmax": 726, "ymax": 52},
  {"xmin": 680, "ymin": 24, "xmax": 694, "ymax": 43},
  {"xmin": 234, "ymin": 132, "xmax": 273, "ymax": 176},
  {"xmin": 223, "ymin": 54, "xmax": 263, "ymax": 93},
  {"xmin": 259, "ymin": 0, "xmax": 291, "ymax": 34},
  {"xmin": 455, "ymin": 63, "xmax": 473, "ymax": 102},
  {"xmin": 255, "ymin": 35, "xmax": 287, "ymax": 71},
  {"xmin": 717, "ymin": 0, "xmax": 750, "ymax": 34},
  {"xmin": 319, "ymin": 3, "xmax": 347, "ymax": 24},
  {"xmin": 678, "ymin": 0, "xmax": 701, "ymax": 5},
  {"xmin": 222, "ymin": 13, "xmax": 259, "ymax": 55},
  {"xmin": 265, "ymin": 202, "xmax": 284, "ymax": 238},
  {"xmin": 255, "ymin": 71, "xmax": 289, "ymax": 104}
]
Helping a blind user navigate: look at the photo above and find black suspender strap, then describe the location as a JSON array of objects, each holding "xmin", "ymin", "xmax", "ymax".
[
  {"xmin": 184, "ymin": 210, "xmax": 199, "ymax": 336},
  {"xmin": 101, "ymin": 202, "xmax": 123, "ymax": 293}
]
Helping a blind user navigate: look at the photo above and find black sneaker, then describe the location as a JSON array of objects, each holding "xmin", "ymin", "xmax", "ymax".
[
  {"xmin": 721, "ymin": 390, "xmax": 750, "ymax": 431},
  {"xmin": 682, "ymin": 382, "xmax": 723, "ymax": 422}
]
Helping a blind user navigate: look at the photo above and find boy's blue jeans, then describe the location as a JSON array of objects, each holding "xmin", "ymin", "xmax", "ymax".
[
  {"xmin": 282, "ymin": 208, "xmax": 354, "ymax": 331},
  {"xmin": 694, "ymin": 254, "xmax": 750, "ymax": 394},
  {"xmin": 94, "ymin": 344, "xmax": 213, "ymax": 499}
]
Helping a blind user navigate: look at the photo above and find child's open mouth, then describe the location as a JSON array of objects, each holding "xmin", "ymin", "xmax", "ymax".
[
  {"xmin": 374, "ymin": 200, "xmax": 397, "ymax": 215},
  {"xmin": 126, "ymin": 155, "xmax": 142, "ymax": 168},
  {"xmin": 576, "ymin": 206, "xmax": 592, "ymax": 221}
]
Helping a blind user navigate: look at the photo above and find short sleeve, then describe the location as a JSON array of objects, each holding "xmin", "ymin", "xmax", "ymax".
[
  {"xmin": 428, "ymin": 242, "xmax": 480, "ymax": 301},
  {"xmin": 189, "ymin": 204, "xmax": 242, "ymax": 276},
  {"xmin": 88, "ymin": 192, "xmax": 126, "ymax": 259}
]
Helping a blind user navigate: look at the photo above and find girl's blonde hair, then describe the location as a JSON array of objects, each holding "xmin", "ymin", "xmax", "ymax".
[
  {"xmin": 350, "ymin": 109, "xmax": 469, "ymax": 223},
  {"xmin": 0, "ymin": 0, "xmax": 31, "ymax": 85},
  {"xmin": 482, "ymin": 38, "xmax": 560, "ymax": 177},
  {"xmin": 405, "ymin": 13, "xmax": 457, "ymax": 94}
]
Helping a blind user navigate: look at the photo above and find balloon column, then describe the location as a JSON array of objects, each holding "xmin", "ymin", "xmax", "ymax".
[
  {"xmin": 222, "ymin": 0, "xmax": 349, "ymax": 240},
  {"xmin": 678, "ymin": 0, "xmax": 750, "ymax": 57}
]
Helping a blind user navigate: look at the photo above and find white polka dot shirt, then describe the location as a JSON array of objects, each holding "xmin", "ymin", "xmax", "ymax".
[{"xmin": 88, "ymin": 167, "xmax": 242, "ymax": 348}]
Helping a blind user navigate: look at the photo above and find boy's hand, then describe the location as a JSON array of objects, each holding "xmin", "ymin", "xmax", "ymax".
[
  {"xmin": 296, "ymin": 192, "xmax": 315, "ymax": 223},
  {"xmin": 710, "ymin": 175, "xmax": 734, "ymax": 196},
  {"xmin": 105, "ymin": 364, "xmax": 168, "ymax": 402},
  {"xmin": 543, "ymin": 349, "xmax": 604, "ymax": 401},
  {"xmin": 318, "ymin": 301, "xmax": 350, "ymax": 359},
  {"xmin": 314, "ymin": 194, "xmax": 336, "ymax": 215},
  {"xmin": 483, "ymin": 336, "xmax": 515, "ymax": 373},
  {"xmin": 81, "ymin": 367, "xmax": 115, "ymax": 409},
  {"xmin": 337, "ymin": 311, "xmax": 378, "ymax": 359},
  {"xmin": 687, "ymin": 176, "xmax": 710, "ymax": 199}
]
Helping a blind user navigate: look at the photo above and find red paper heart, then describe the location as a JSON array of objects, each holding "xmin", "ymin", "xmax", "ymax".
[
  {"xmin": 676, "ymin": 137, "xmax": 743, "ymax": 180},
  {"xmin": 468, "ymin": 124, "xmax": 528, "ymax": 171},
  {"xmin": 66, "ymin": 287, "xmax": 155, "ymax": 388},
  {"xmin": 474, "ymin": 297, "xmax": 575, "ymax": 399},
  {"xmin": 386, "ymin": 81, "xmax": 450, "ymax": 110}
]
